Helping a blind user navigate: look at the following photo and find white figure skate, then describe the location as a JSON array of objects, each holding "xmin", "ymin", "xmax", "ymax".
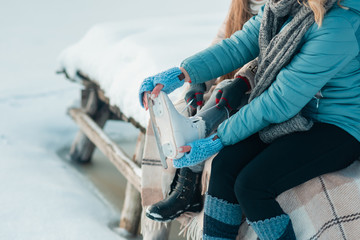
[{"xmin": 148, "ymin": 91, "xmax": 205, "ymax": 160}]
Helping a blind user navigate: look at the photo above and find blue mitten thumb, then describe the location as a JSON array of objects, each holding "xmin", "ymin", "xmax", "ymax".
[{"xmin": 173, "ymin": 134, "xmax": 224, "ymax": 168}]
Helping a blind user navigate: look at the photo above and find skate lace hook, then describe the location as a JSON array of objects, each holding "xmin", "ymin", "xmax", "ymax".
[
  {"xmin": 180, "ymin": 99, "xmax": 195, "ymax": 113},
  {"xmin": 224, "ymin": 106, "xmax": 230, "ymax": 119}
]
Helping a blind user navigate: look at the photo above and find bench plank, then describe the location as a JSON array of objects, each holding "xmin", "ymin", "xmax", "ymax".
[{"xmin": 68, "ymin": 108, "xmax": 142, "ymax": 191}]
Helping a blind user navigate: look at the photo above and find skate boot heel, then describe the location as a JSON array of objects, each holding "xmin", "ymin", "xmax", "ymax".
[{"xmin": 162, "ymin": 142, "xmax": 184, "ymax": 159}]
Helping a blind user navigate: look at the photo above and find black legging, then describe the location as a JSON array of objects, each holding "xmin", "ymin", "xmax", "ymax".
[{"xmin": 208, "ymin": 122, "xmax": 360, "ymax": 222}]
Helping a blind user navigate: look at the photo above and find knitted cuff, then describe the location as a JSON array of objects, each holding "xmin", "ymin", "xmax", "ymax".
[
  {"xmin": 205, "ymin": 193, "xmax": 242, "ymax": 225},
  {"xmin": 235, "ymin": 75, "xmax": 251, "ymax": 92},
  {"xmin": 247, "ymin": 214, "xmax": 292, "ymax": 240},
  {"xmin": 152, "ymin": 67, "xmax": 185, "ymax": 94},
  {"xmin": 234, "ymin": 58, "xmax": 258, "ymax": 90},
  {"xmin": 259, "ymin": 113, "xmax": 313, "ymax": 143},
  {"xmin": 172, "ymin": 134, "xmax": 224, "ymax": 168},
  {"xmin": 203, "ymin": 193, "xmax": 242, "ymax": 239},
  {"xmin": 138, "ymin": 77, "xmax": 154, "ymax": 108}
]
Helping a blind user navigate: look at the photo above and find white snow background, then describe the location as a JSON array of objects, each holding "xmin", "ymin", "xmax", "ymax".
[{"xmin": 0, "ymin": 0, "xmax": 229, "ymax": 239}]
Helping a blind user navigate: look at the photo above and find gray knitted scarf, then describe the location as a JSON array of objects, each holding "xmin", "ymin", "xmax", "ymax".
[{"xmin": 249, "ymin": 0, "xmax": 337, "ymax": 143}]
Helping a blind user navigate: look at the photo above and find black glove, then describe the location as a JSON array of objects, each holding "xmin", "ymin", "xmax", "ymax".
[
  {"xmin": 215, "ymin": 77, "xmax": 250, "ymax": 111},
  {"xmin": 184, "ymin": 83, "xmax": 206, "ymax": 109}
]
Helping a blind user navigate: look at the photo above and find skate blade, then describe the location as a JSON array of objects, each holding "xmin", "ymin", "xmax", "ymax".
[{"xmin": 155, "ymin": 92, "xmax": 186, "ymax": 159}]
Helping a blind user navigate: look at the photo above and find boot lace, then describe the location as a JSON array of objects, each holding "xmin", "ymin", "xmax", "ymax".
[{"xmin": 173, "ymin": 175, "xmax": 191, "ymax": 194}]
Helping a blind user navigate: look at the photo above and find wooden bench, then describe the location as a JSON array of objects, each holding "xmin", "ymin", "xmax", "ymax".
[{"xmin": 61, "ymin": 70, "xmax": 144, "ymax": 235}]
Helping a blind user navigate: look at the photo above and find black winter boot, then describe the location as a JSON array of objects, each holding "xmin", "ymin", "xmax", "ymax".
[{"xmin": 145, "ymin": 167, "xmax": 203, "ymax": 222}]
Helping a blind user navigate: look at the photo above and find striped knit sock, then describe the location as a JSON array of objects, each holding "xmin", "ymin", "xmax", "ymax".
[
  {"xmin": 248, "ymin": 214, "xmax": 296, "ymax": 240},
  {"xmin": 203, "ymin": 193, "xmax": 242, "ymax": 240}
]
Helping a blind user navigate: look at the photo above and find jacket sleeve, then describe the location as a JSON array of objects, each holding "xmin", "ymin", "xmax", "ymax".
[
  {"xmin": 180, "ymin": 7, "xmax": 264, "ymax": 84},
  {"xmin": 217, "ymin": 15, "xmax": 359, "ymax": 145}
]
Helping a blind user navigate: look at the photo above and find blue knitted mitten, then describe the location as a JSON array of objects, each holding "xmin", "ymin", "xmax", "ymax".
[
  {"xmin": 139, "ymin": 67, "xmax": 184, "ymax": 107},
  {"xmin": 152, "ymin": 67, "xmax": 184, "ymax": 93},
  {"xmin": 248, "ymin": 214, "xmax": 296, "ymax": 240},
  {"xmin": 203, "ymin": 193, "xmax": 242, "ymax": 240},
  {"xmin": 173, "ymin": 134, "xmax": 224, "ymax": 168},
  {"xmin": 139, "ymin": 77, "xmax": 154, "ymax": 107}
]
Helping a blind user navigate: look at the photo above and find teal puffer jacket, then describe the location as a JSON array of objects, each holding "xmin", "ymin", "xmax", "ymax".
[{"xmin": 181, "ymin": 0, "xmax": 360, "ymax": 145}]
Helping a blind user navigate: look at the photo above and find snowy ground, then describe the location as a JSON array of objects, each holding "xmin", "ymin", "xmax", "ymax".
[{"xmin": 0, "ymin": 0, "xmax": 229, "ymax": 239}]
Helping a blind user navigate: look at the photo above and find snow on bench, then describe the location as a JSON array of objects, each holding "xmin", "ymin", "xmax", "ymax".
[{"xmin": 58, "ymin": 15, "xmax": 224, "ymax": 128}]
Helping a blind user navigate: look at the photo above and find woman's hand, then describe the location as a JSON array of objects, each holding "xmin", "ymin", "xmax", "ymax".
[
  {"xmin": 142, "ymin": 84, "xmax": 164, "ymax": 110},
  {"xmin": 173, "ymin": 134, "xmax": 224, "ymax": 168},
  {"xmin": 139, "ymin": 67, "xmax": 191, "ymax": 109}
]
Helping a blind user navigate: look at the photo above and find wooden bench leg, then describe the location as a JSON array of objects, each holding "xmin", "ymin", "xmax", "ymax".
[
  {"xmin": 119, "ymin": 181, "xmax": 142, "ymax": 235},
  {"xmin": 70, "ymin": 88, "xmax": 110, "ymax": 163},
  {"xmin": 119, "ymin": 132, "xmax": 144, "ymax": 235}
]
